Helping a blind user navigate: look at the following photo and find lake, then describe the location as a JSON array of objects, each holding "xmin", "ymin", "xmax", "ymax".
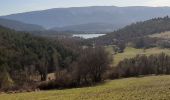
[{"xmin": 73, "ymin": 34, "xmax": 105, "ymax": 39}]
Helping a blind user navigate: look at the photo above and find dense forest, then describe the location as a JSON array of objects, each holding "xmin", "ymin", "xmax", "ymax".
[
  {"xmin": 0, "ymin": 26, "xmax": 80, "ymax": 90},
  {"xmin": 0, "ymin": 25, "xmax": 111, "ymax": 91}
]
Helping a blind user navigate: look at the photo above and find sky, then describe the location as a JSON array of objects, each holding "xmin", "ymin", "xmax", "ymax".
[{"xmin": 1, "ymin": 0, "xmax": 170, "ymax": 16}]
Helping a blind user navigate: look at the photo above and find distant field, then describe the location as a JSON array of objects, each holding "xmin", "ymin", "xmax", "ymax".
[
  {"xmin": 1, "ymin": 75, "xmax": 170, "ymax": 100},
  {"xmin": 149, "ymin": 31, "xmax": 170, "ymax": 39},
  {"xmin": 106, "ymin": 46, "xmax": 170, "ymax": 66}
]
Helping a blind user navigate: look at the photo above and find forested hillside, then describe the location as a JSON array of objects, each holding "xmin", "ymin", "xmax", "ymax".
[
  {"xmin": 93, "ymin": 16, "xmax": 170, "ymax": 45},
  {"xmin": 0, "ymin": 26, "xmax": 78, "ymax": 90}
]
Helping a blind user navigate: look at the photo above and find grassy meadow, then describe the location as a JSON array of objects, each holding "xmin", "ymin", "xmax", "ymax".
[
  {"xmin": 1, "ymin": 75, "xmax": 170, "ymax": 100},
  {"xmin": 106, "ymin": 46, "xmax": 170, "ymax": 66}
]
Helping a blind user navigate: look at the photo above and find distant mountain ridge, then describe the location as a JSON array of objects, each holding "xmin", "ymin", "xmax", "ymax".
[
  {"xmin": 0, "ymin": 18, "xmax": 45, "ymax": 31},
  {"xmin": 2, "ymin": 6, "xmax": 170, "ymax": 32}
]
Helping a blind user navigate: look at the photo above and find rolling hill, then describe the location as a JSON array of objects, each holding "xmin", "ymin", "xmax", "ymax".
[
  {"xmin": 1, "ymin": 75, "xmax": 170, "ymax": 100},
  {"xmin": 2, "ymin": 6, "xmax": 170, "ymax": 32},
  {"xmin": 92, "ymin": 16, "xmax": 170, "ymax": 45},
  {"xmin": 0, "ymin": 18, "xmax": 45, "ymax": 31}
]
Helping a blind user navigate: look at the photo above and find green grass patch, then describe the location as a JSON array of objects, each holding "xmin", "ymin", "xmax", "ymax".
[
  {"xmin": 1, "ymin": 75, "xmax": 170, "ymax": 100},
  {"xmin": 105, "ymin": 46, "xmax": 170, "ymax": 66}
]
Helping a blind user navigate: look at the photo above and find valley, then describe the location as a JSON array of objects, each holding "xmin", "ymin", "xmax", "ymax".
[{"xmin": 1, "ymin": 3, "xmax": 170, "ymax": 100}]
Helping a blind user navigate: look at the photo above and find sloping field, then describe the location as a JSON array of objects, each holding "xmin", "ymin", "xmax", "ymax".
[
  {"xmin": 1, "ymin": 75, "xmax": 170, "ymax": 100},
  {"xmin": 106, "ymin": 46, "xmax": 170, "ymax": 65}
]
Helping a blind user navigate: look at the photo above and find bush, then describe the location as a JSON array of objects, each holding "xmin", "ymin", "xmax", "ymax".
[{"xmin": 38, "ymin": 81, "xmax": 56, "ymax": 90}]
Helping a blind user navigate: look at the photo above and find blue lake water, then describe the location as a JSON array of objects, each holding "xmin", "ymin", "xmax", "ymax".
[{"xmin": 73, "ymin": 34, "xmax": 105, "ymax": 39}]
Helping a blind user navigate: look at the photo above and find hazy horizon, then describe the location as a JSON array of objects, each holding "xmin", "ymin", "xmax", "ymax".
[
  {"xmin": 3, "ymin": 6, "xmax": 170, "ymax": 16},
  {"xmin": 1, "ymin": 0, "xmax": 170, "ymax": 16}
]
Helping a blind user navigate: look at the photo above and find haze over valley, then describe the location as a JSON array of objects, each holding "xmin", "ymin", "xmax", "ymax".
[{"xmin": 1, "ymin": 6, "xmax": 170, "ymax": 33}]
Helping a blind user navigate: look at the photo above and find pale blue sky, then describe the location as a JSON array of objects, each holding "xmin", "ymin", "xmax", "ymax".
[{"xmin": 1, "ymin": 0, "xmax": 170, "ymax": 16}]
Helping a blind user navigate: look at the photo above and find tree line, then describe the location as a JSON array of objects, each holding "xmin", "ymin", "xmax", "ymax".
[{"xmin": 111, "ymin": 53, "xmax": 170, "ymax": 78}]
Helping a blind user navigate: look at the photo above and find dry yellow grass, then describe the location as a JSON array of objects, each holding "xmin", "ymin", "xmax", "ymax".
[
  {"xmin": 106, "ymin": 46, "xmax": 170, "ymax": 66},
  {"xmin": 1, "ymin": 75, "xmax": 170, "ymax": 100},
  {"xmin": 149, "ymin": 31, "xmax": 170, "ymax": 39}
]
